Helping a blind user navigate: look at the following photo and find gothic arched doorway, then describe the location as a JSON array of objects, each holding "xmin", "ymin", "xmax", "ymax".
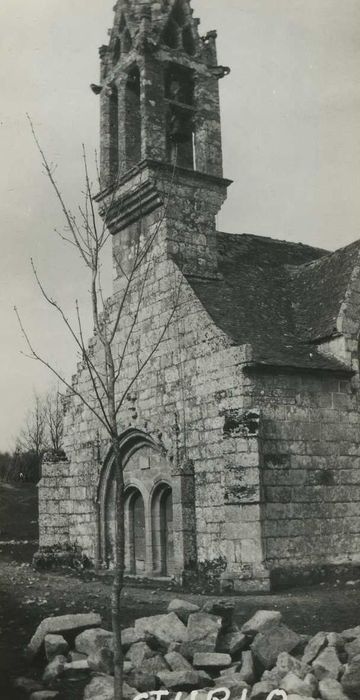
[
  {"xmin": 152, "ymin": 483, "xmax": 174, "ymax": 576},
  {"xmin": 97, "ymin": 428, "xmax": 197, "ymax": 578}
]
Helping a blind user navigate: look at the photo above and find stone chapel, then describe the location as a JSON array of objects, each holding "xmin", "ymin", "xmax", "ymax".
[{"xmin": 39, "ymin": 0, "xmax": 360, "ymax": 592}]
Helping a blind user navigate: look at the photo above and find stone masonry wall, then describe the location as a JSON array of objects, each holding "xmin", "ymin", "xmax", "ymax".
[
  {"xmin": 38, "ymin": 238, "xmax": 360, "ymax": 590},
  {"xmin": 39, "ymin": 221, "xmax": 272, "ymax": 590},
  {"xmin": 253, "ymin": 369, "xmax": 360, "ymax": 585},
  {"xmin": 38, "ymin": 458, "xmax": 72, "ymax": 548}
]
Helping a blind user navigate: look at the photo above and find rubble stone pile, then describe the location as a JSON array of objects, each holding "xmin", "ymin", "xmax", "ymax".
[{"xmin": 17, "ymin": 600, "xmax": 360, "ymax": 700}]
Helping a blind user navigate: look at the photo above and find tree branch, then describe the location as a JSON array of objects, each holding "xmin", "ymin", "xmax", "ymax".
[{"xmin": 14, "ymin": 306, "xmax": 111, "ymax": 432}]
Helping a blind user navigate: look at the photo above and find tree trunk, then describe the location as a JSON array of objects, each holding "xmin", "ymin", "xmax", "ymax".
[{"xmin": 111, "ymin": 438, "xmax": 125, "ymax": 700}]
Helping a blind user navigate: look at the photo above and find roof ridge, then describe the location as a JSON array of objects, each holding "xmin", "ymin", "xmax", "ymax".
[
  {"xmin": 289, "ymin": 236, "xmax": 360, "ymax": 273},
  {"xmin": 216, "ymin": 230, "xmax": 329, "ymax": 255}
]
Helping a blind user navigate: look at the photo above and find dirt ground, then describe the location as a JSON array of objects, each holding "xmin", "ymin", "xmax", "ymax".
[{"xmin": 1, "ymin": 483, "xmax": 360, "ymax": 699}]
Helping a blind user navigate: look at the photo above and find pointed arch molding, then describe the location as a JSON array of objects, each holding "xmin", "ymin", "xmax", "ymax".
[
  {"xmin": 109, "ymin": 0, "xmax": 200, "ymax": 54},
  {"xmin": 161, "ymin": 0, "xmax": 198, "ymax": 55},
  {"xmin": 96, "ymin": 428, "xmax": 163, "ymax": 503},
  {"xmin": 95, "ymin": 428, "xmax": 197, "ymax": 578}
]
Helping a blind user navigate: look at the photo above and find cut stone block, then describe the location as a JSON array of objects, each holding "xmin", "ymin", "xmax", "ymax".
[
  {"xmin": 64, "ymin": 659, "xmax": 90, "ymax": 671},
  {"xmin": 345, "ymin": 638, "xmax": 360, "ymax": 661},
  {"xmin": 214, "ymin": 673, "xmax": 250, "ymax": 693},
  {"xmin": 217, "ymin": 630, "xmax": 247, "ymax": 656},
  {"xmin": 341, "ymin": 653, "xmax": 360, "ymax": 698},
  {"xmin": 88, "ymin": 647, "xmax": 114, "ymax": 674},
  {"xmin": 203, "ymin": 601, "xmax": 235, "ymax": 630},
  {"xmin": 44, "ymin": 635, "xmax": 69, "ymax": 662},
  {"xmin": 302, "ymin": 631, "xmax": 328, "ymax": 665},
  {"xmin": 241, "ymin": 610, "xmax": 282, "ymax": 637},
  {"xmin": 238, "ymin": 650, "xmax": 255, "ymax": 684},
  {"xmin": 165, "ymin": 651, "xmax": 193, "ymax": 671},
  {"xmin": 167, "ymin": 599, "xmax": 200, "ymax": 623},
  {"xmin": 121, "ymin": 627, "xmax": 145, "ymax": 650},
  {"xmin": 251, "ymin": 624, "xmax": 301, "ymax": 670},
  {"xmin": 262, "ymin": 667, "xmax": 283, "ymax": 687},
  {"xmin": 276, "ymin": 651, "xmax": 310, "ymax": 680},
  {"xmin": 304, "ymin": 672, "xmax": 318, "ymax": 696},
  {"xmin": 341, "ymin": 626, "xmax": 360, "ymax": 643},
  {"xmin": 135, "ymin": 613, "xmax": 188, "ymax": 648},
  {"xmin": 250, "ymin": 680, "xmax": 277, "ymax": 699},
  {"xmin": 220, "ymin": 664, "xmax": 241, "ymax": 675},
  {"xmin": 193, "ymin": 652, "xmax": 232, "ymax": 670},
  {"xmin": 186, "ymin": 612, "xmax": 222, "ymax": 655},
  {"xmin": 84, "ymin": 674, "xmax": 113, "ymax": 699},
  {"xmin": 123, "ymin": 661, "xmax": 134, "ymax": 674},
  {"xmin": 280, "ymin": 671, "xmax": 315, "ymax": 696},
  {"xmin": 319, "ymin": 677, "xmax": 350, "ymax": 700},
  {"xmin": 27, "ymin": 613, "xmax": 101, "ymax": 659},
  {"xmin": 140, "ymin": 654, "xmax": 169, "ymax": 674},
  {"xmin": 156, "ymin": 670, "xmax": 204, "ymax": 691},
  {"xmin": 327, "ymin": 632, "xmax": 344, "ymax": 650},
  {"xmin": 312, "ymin": 646, "xmax": 342, "ymax": 681},
  {"xmin": 42, "ymin": 655, "xmax": 67, "ymax": 686},
  {"xmin": 125, "ymin": 641, "xmax": 156, "ymax": 666},
  {"xmin": 75, "ymin": 628, "xmax": 113, "ymax": 656},
  {"xmin": 68, "ymin": 651, "xmax": 88, "ymax": 662},
  {"xmin": 84, "ymin": 675, "xmax": 136, "ymax": 700},
  {"xmin": 126, "ymin": 671, "xmax": 157, "ymax": 692},
  {"xmin": 197, "ymin": 670, "xmax": 213, "ymax": 686}
]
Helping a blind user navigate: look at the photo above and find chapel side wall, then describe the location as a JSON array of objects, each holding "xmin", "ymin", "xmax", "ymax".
[{"xmin": 252, "ymin": 370, "xmax": 360, "ymax": 585}]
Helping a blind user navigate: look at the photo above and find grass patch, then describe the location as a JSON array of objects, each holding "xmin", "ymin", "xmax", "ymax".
[{"xmin": 0, "ymin": 482, "xmax": 38, "ymax": 541}]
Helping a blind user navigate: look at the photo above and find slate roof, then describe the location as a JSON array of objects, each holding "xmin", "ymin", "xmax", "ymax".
[
  {"xmin": 186, "ymin": 232, "xmax": 358, "ymax": 373},
  {"xmin": 290, "ymin": 239, "xmax": 360, "ymax": 343}
]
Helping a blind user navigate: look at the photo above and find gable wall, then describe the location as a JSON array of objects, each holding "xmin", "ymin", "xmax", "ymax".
[{"xmin": 39, "ymin": 240, "xmax": 259, "ymax": 586}]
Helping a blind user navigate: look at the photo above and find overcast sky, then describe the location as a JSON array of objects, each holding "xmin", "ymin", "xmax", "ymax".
[{"xmin": 0, "ymin": 0, "xmax": 359, "ymax": 451}]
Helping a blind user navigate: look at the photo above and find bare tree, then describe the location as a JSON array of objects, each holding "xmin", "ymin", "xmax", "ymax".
[
  {"xmin": 15, "ymin": 118, "xmax": 181, "ymax": 700},
  {"xmin": 14, "ymin": 387, "xmax": 64, "ymax": 482},
  {"xmin": 16, "ymin": 392, "xmax": 48, "ymax": 458},
  {"xmin": 45, "ymin": 387, "xmax": 64, "ymax": 453}
]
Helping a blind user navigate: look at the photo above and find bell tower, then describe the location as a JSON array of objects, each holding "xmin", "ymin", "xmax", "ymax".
[{"xmin": 95, "ymin": 0, "xmax": 231, "ymax": 278}]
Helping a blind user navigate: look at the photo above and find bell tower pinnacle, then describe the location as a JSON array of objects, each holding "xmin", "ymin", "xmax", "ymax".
[{"xmin": 95, "ymin": 0, "xmax": 231, "ymax": 278}]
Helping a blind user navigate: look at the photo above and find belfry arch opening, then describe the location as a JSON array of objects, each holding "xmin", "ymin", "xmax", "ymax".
[
  {"xmin": 182, "ymin": 25, "xmax": 196, "ymax": 56},
  {"xmin": 165, "ymin": 64, "xmax": 195, "ymax": 170},
  {"xmin": 125, "ymin": 66, "xmax": 141, "ymax": 169},
  {"xmin": 112, "ymin": 15, "xmax": 132, "ymax": 65},
  {"xmin": 163, "ymin": 19, "xmax": 179, "ymax": 49},
  {"xmin": 122, "ymin": 28, "xmax": 132, "ymax": 54},
  {"xmin": 113, "ymin": 38, "xmax": 121, "ymax": 65},
  {"xmin": 163, "ymin": 0, "xmax": 196, "ymax": 57},
  {"xmin": 108, "ymin": 85, "xmax": 119, "ymax": 181}
]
